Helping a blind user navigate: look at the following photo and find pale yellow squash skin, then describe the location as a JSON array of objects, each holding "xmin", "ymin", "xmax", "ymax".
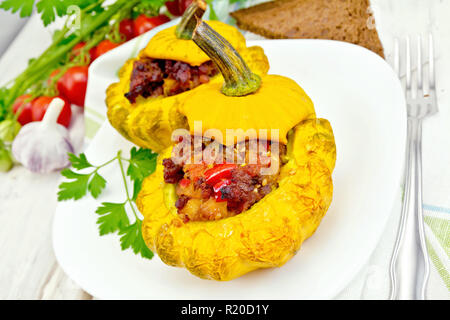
[
  {"xmin": 137, "ymin": 118, "xmax": 336, "ymax": 281},
  {"xmin": 105, "ymin": 22, "xmax": 269, "ymax": 153}
]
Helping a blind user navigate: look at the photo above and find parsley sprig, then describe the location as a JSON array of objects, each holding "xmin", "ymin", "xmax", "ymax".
[{"xmin": 58, "ymin": 147, "xmax": 157, "ymax": 259}]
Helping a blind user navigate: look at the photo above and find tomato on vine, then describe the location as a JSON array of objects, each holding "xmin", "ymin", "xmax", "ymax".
[
  {"xmin": 12, "ymin": 95, "xmax": 34, "ymax": 126},
  {"xmin": 133, "ymin": 14, "xmax": 170, "ymax": 36},
  {"xmin": 71, "ymin": 42, "xmax": 96, "ymax": 63},
  {"xmin": 56, "ymin": 66, "xmax": 89, "ymax": 107},
  {"xmin": 119, "ymin": 18, "xmax": 136, "ymax": 41},
  {"xmin": 31, "ymin": 96, "xmax": 72, "ymax": 128},
  {"xmin": 91, "ymin": 40, "xmax": 122, "ymax": 62},
  {"xmin": 165, "ymin": 0, "xmax": 193, "ymax": 16}
]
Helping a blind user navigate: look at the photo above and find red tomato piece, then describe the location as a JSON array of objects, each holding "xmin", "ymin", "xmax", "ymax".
[
  {"xmin": 31, "ymin": 96, "xmax": 72, "ymax": 128},
  {"xmin": 56, "ymin": 66, "xmax": 89, "ymax": 107},
  {"xmin": 119, "ymin": 18, "xmax": 136, "ymax": 41},
  {"xmin": 204, "ymin": 163, "xmax": 237, "ymax": 186},
  {"xmin": 12, "ymin": 95, "xmax": 34, "ymax": 126},
  {"xmin": 179, "ymin": 178, "xmax": 191, "ymax": 188},
  {"xmin": 133, "ymin": 14, "xmax": 170, "ymax": 36}
]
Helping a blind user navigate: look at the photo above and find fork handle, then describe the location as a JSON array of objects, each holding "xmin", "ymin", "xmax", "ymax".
[{"xmin": 389, "ymin": 117, "xmax": 430, "ymax": 300}]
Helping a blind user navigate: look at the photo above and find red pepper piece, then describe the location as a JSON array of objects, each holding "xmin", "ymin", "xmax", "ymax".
[
  {"xmin": 213, "ymin": 179, "xmax": 231, "ymax": 202},
  {"xmin": 179, "ymin": 178, "xmax": 191, "ymax": 188},
  {"xmin": 204, "ymin": 163, "xmax": 237, "ymax": 186}
]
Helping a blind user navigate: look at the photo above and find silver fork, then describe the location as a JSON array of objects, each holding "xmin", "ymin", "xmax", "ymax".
[{"xmin": 389, "ymin": 34, "xmax": 437, "ymax": 300}]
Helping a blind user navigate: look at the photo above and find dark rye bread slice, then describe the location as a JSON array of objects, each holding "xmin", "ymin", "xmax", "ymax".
[{"xmin": 230, "ymin": 0, "xmax": 384, "ymax": 57}]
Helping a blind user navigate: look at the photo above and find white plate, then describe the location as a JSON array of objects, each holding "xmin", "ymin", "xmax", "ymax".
[{"xmin": 53, "ymin": 31, "xmax": 406, "ymax": 299}]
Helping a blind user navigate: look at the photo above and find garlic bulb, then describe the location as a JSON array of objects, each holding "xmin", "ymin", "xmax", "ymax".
[{"xmin": 12, "ymin": 98, "xmax": 74, "ymax": 173}]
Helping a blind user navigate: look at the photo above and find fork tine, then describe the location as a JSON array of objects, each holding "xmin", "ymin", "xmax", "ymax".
[
  {"xmin": 406, "ymin": 36, "xmax": 412, "ymax": 91},
  {"xmin": 417, "ymin": 35, "xmax": 423, "ymax": 91},
  {"xmin": 429, "ymin": 34, "xmax": 435, "ymax": 89}
]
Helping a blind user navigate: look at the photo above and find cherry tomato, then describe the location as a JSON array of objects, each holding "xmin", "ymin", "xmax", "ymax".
[
  {"xmin": 72, "ymin": 42, "xmax": 86, "ymax": 56},
  {"xmin": 31, "ymin": 96, "xmax": 72, "ymax": 128},
  {"xmin": 56, "ymin": 66, "xmax": 89, "ymax": 107},
  {"xmin": 12, "ymin": 95, "xmax": 34, "ymax": 126},
  {"xmin": 133, "ymin": 14, "xmax": 170, "ymax": 36},
  {"xmin": 119, "ymin": 18, "xmax": 136, "ymax": 41},
  {"xmin": 165, "ymin": 0, "xmax": 181, "ymax": 16},
  {"xmin": 91, "ymin": 40, "xmax": 122, "ymax": 61},
  {"xmin": 165, "ymin": 0, "xmax": 193, "ymax": 16},
  {"xmin": 71, "ymin": 42, "xmax": 96, "ymax": 63},
  {"xmin": 47, "ymin": 69, "xmax": 61, "ymax": 87}
]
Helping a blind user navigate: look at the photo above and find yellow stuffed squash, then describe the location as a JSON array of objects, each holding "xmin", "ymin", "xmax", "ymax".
[
  {"xmin": 135, "ymin": 20, "xmax": 337, "ymax": 281},
  {"xmin": 105, "ymin": 0, "xmax": 269, "ymax": 153}
]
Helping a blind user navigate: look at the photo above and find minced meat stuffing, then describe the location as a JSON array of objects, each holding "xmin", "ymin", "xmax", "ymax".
[
  {"xmin": 163, "ymin": 139, "xmax": 286, "ymax": 222},
  {"xmin": 125, "ymin": 58, "xmax": 218, "ymax": 103}
]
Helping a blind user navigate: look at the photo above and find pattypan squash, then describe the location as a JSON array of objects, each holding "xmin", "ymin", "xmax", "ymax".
[
  {"xmin": 106, "ymin": 0, "xmax": 269, "ymax": 153},
  {"xmin": 136, "ymin": 20, "xmax": 337, "ymax": 280}
]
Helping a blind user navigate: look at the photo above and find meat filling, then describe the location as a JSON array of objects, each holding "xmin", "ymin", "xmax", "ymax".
[
  {"xmin": 125, "ymin": 58, "xmax": 218, "ymax": 103},
  {"xmin": 163, "ymin": 139, "xmax": 286, "ymax": 222}
]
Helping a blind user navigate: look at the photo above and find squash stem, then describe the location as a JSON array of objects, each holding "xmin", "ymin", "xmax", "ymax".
[
  {"xmin": 175, "ymin": 0, "xmax": 207, "ymax": 40},
  {"xmin": 192, "ymin": 21, "xmax": 261, "ymax": 96}
]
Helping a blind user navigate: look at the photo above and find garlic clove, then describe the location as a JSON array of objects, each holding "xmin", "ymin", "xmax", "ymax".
[{"xmin": 12, "ymin": 98, "xmax": 74, "ymax": 173}]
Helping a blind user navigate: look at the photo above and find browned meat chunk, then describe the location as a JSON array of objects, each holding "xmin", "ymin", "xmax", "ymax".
[
  {"xmin": 162, "ymin": 158, "xmax": 184, "ymax": 184},
  {"xmin": 125, "ymin": 58, "xmax": 218, "ymax": 103}
]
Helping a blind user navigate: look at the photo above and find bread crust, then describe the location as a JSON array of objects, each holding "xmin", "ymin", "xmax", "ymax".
[{"xmin": 231, "ymin": 0, "xmax": 384, "ymax": 58}]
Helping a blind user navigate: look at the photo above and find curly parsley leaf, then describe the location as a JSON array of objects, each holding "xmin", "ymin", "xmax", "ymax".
[
  {"xmin": 68, "ymin": 152, "xmax": 93, "ymax": 170},
  {"xmin": 58, "ymin": 167, "xmax": 106, "ymax": 200},
  {"xmin": 0, "ymin": 0, "xmax": 35, "ymax": 18},
  {"xmin": 96, "ymin": 202, "xmax": 130, "ymax": 236},
  {"xmin": 131, "ymin": 179, "xmax": 142, "ymax": 202},
  {"xmin": 119, "ymin": 220, "xmax": 153, "ymax": 259},
  {"xmin": 127, "ymin": 147, "xmax": 157, "ymax": 182},
  {"xmin": 58, "ymin": 169, "xmax": 91, "ymax": 200},
  {"xmin": 88, "ymin": 172, "xmax": 107, "ymax": 199},
  {"xmin": 126, "ymin": 147, "xmax": 156, "ymax": 201},
  {"xmin": 36, "ymin": 0, "xmax": 67, "ymax": 26}
]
